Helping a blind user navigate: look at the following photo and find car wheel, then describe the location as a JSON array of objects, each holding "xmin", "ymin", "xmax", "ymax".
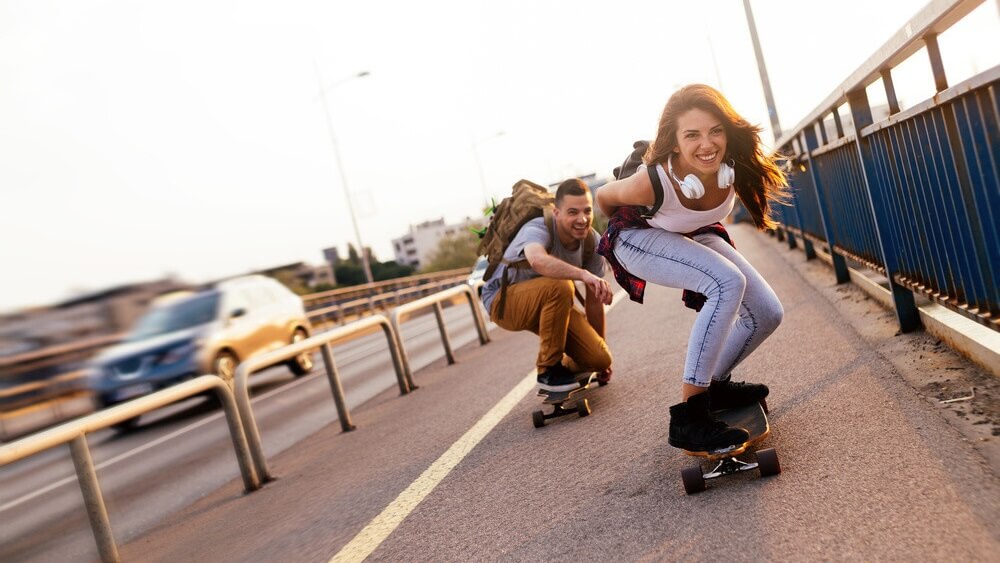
[
  {"xmin": 287, "ymin": 328, "xmax": 314, "ymax": 377},
  {"xmin": 213, "ymin": 350, "xmax": 239, "ymax": 386}
]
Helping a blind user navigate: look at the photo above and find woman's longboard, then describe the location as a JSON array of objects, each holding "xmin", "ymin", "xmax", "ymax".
[
  {"xmin": 532, "ymin": 371, "xmax": 607, "ymax": 428},
  {"xmin": 678, "ymin": 400, "xmax": 780, "ymax": 494}
]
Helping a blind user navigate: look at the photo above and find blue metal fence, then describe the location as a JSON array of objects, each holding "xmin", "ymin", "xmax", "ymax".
[
  {"xmin": 787, "ymin": 162, "xmax": 824, "ymax": 243},
  {"xmin": 774, "ymin": 0, "xmax": 998, "ymax": 333}
]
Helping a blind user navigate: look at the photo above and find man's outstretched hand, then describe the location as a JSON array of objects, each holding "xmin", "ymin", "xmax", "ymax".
[{"xmin": 582, "ymin": 272, "xmax": 613, "ymax": 305}]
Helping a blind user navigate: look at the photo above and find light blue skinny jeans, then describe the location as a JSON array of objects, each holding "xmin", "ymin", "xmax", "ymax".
[{"xmin": 613, "ymin": 228, "xmax": 783, "ymax": 387}]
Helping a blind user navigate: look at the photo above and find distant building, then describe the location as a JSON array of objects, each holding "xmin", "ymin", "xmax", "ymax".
[
  {"xmin": 392, "ymin": 217, "xmax": 483, "ymax": 270},
  {"xmin": 322, "ymin": 247, "xmax": 339, "ymax": 286}
]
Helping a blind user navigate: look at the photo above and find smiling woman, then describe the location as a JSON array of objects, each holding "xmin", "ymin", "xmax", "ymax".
[{"xmin": 595, "ymin": 84, "xmax": 788, "ymax": 454}]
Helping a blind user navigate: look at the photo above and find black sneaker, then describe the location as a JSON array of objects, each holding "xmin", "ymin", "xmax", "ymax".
[
  {"xmin": 537, "ymin": 363, "xmax": 580, "ymax": 392},
  {"xmin": 668, "ymin": 393, "xmax": 750, "ymax": 451},
  {"xmin": 709, "ymin": 377, "xmax": 769, "ymax": 411}
]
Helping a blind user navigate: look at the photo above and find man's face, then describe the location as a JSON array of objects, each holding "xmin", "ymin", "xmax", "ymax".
[{"xmin": 553, "ymin": 192, "xmax": 594, "ymax": 243}]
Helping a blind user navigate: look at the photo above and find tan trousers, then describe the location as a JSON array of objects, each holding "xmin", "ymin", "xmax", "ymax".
[{"xmin": 491, "ymin": 277, "xmax": 612, "ymax": 374}]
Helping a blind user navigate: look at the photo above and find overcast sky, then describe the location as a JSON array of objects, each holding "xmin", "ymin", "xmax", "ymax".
[{"xmin": 1, "ymin": 0, "xmax": 997, "ymax": 313}]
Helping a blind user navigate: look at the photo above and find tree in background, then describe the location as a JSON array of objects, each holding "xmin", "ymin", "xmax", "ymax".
[
  {"xmin": 334, "ymin": 244, "xmax": 415, "ymax": 286},
  {"xmin": 422, "ymin": 231, "xmax": 481, "ymax": 273},
  {"xmin": 373, "ymin": 260, "xmax": 414, "ymax": 280},
  {"xmin": 347, "ymin": 243, "xmax": 360, "ymax": 264},
  {"xmin": 333, "ymin": 263, "xmax": 366, "ymax": 286}
]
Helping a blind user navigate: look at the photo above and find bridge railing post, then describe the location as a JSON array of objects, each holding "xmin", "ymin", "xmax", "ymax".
[
  {"xmin": 799, "ymin": 127, "xmax": 850, "ymax": 283},
  {"xmin": 846, "ymin": 88, "xmax": 920, "ymax": 333}
]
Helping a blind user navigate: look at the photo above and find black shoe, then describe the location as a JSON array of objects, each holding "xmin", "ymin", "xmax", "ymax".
[
  {"xmin": 537, "ymin": 363, "xmax": 579, "ymax": 392},
  {"xmin": 709, "ymin": 377, "xmax": 769, "ymax": 411},
  {"xmin": 668, "ymin": 393, "xmax": 750, "ymax": 451}
]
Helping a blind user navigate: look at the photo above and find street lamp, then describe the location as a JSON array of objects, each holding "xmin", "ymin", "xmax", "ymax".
[
  {"xmin": 314, "ymin": 64, "xmax": 375, "ymax": 285},
  {"xmin": 742, "ymin": 0, "xmax": 782, "ymax": 139},
  {"xmin": 472, "ymin": 130, "xmax": 505, "ymax": 208}
]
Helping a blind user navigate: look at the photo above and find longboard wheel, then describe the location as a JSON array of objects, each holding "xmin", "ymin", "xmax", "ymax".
[
  {"xmin": 532, "ymin": 410, "xmax": 546, "ymax": 428},
  {"xmin": 681, "ymin": 466, "xmax": 706, "ymax": 495},
  {"xmin": 756, "ymin": 447, "xmax": 780, "ymax": 476},
  {"xmin": 577, "ymin": 399, "xmax": 591, "ymax": 417}
]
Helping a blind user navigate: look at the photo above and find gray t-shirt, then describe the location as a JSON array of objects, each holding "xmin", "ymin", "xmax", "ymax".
[{"xmin": 480, "ymin": 217, "xmax": 605, "ymax": 316}]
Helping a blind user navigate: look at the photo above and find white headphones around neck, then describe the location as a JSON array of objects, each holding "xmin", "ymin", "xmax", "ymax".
[{"xmin": 667, "ymin": 155, "xmax": 735, "ymax": 199}]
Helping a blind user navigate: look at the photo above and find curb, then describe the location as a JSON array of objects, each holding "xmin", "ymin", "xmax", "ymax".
[{"xmin": 778, "ymin": 234, "xmax": 1000, "ymax": 378}]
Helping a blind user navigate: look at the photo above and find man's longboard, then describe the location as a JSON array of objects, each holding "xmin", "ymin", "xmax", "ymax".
[
  {"xmin": 677, "ymin": 400, "xmax": 780, "ymax": 494},
  {"xmin": 532, "ymin": 371, "xmax": 607, "ymax": 428}
]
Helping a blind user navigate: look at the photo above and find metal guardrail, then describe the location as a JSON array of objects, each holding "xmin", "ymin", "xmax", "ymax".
[
  {"xmin": 233, "ymin": 314, "xmax": 406, "ymax": 482},
  {"xmin": 0, "ymin": 375, "xmax": 259, "ymax": 563},
  {"xmin": 774, "ymin": 0, "xmax": 997, "ymax": 332},
  {"xmin": 1, "ymin": 274, "xmax": 471, "ymax": 419},
  {"xmin": 301, "ymin": 269, "xmax": 471, "ymax": 309},
  {"xmin": 306, "ymin": 278, "xmax": 465, "ymax": 328},
  {"xmin": 1, "ymin": 272, "xmax": 471, "ymax": 380},
  {"xmin": 390, "ymin": 283, "xmax": 490, "ymax": 391},
  {"xmin": 2, "ymin": 278, "xmax": 495, "ymax": 558},
  {"xmin": 0, "ymin": 369, "xmax": 88, "ymax": 413},
  {"xmin": 0, "ymin": 333, "xmax": 124, "ymax": 385},
  {"xmin": 0, "ymin": 333, "xmax": 123, "ymax": 370}
]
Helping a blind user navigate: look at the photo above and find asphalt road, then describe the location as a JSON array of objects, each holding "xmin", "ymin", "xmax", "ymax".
[
  {"xmin": 5, "ymin": 226, "xmax": 1000, "ymax": 562},
  {"xmin": 0, "ymin": 306, "xmax": 486, "ymax": 562}
]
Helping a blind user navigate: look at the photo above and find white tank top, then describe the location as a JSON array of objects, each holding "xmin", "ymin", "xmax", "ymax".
[{"xmin": 642, "ymin": 163, "xmax": 735, "ymax": 233}]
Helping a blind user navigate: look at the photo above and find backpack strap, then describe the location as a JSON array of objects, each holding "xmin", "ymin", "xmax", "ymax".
[
  {"xmin": 614, "ymin": 140, "xmax": 664, "ymax": 220},
  {"xmin": 583, "ymin": 229, "xmax": 595, "ymax": 265},
  {"xmin": 575, "ymin": 232, "xmax": 597, "ymax": 307},
  {"xmin": 542, "ymin": 207, "xmax": 556, "ymax": 254},
  {"xmin": 639, "ymin": 164, "xmax": 665, "ymax": 219}
]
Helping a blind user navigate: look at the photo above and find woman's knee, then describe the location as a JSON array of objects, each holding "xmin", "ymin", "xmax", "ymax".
[
  {"xmin": 706, "ymin": 265, "xmax": 747, "ymax": 304},
  {"xmin": 758, "ymin": 299, "xmax": 784, "ymax": 334}
]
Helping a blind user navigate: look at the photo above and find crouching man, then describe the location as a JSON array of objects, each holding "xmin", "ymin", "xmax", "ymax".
[{"xmin": 480, "ymin": 179, "xmax": 614, "ymax": 391}]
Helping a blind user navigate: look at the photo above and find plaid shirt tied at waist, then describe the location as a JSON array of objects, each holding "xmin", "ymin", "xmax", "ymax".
[{"xmin": 596, "ymin": 206, "xmax": 734, "ymax": 312}]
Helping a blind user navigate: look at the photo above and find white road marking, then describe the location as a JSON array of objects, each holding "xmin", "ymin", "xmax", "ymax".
[{"xmin": 330, "ymin": 289, "xmax": 626, "ymax": 562}]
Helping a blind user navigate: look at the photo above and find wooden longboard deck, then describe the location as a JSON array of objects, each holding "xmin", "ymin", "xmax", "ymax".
[{"xmin": 682, "ymin": 402, "xmax": 770, "ymax": 460}]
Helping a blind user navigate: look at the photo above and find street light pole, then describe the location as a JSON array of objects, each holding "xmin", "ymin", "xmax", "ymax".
[
  {"xmin": 314, "ymin": 64, "xmax": 374, "ymax": 285},
  {"xmin": 743, "ymin": 0, "xmax": 782, "ymax": 139},
  {"xmin": 471, "ymin": 131, "xmax": 505, "ymax": 208}
]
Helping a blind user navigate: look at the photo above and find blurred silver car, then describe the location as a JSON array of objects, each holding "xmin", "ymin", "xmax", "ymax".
[
  {"xmin": 466, "ymin": 256, "xmax": 489, "ymax": 289},
  {"xmin": 87, "ymin": 275, "xmax": 313, "ymax": 428}
]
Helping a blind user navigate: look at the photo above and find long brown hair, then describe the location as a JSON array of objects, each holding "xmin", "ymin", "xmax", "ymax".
[{"xmin": 644, "ymin": 84, "xmax": 788, "ymax": 230}]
